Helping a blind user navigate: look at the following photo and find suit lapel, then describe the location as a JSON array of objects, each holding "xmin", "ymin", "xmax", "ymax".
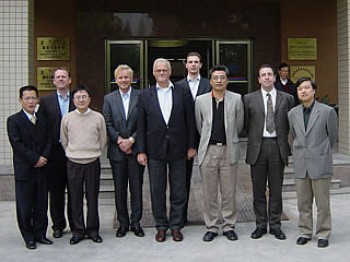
[
  {"xmin": 127, "ymin": 89, "xmax": 137, "ymax": 120},
  {"xmin": 256, "ymin": 91, "xmax": 265, "ymax": 117},
  {"xmin": 169, "ymin": 86, "xmax": 177, "ymax": 122},
  {"xmin": 150, "ymin": 86, "xmax": 167, "ymax": 125},
  {"xmin": 114, "ymin": 90, "xmax": 127, "ymax": 120},
  {"xmin": 20, "ymin": 111, "xmax": 38, "ymax": 143},
  {"xmin": 294, "ymin": 106, "xmax": 306, "ymax": 134},
  {"xmin": 224, "ymin": 91, "xmax": 232, "ymax": 130},
  {"xmin": 53, "ymin": 94, "xmax": 63, "ymax": 117},
  {"xmin": 305, "ymin": 102, "xmax": 320, "ymax": 134}
]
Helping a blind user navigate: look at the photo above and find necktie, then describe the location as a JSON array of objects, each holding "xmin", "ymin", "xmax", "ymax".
[
  {"xmin": 30, "ymin": 115, "xmax": 36, "ymax": 125},
  {"xmin": 266, "ymin": 93, "xmax": 275, "ymax": 133}
]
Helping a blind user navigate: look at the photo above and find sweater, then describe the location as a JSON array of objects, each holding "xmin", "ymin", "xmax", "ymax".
[{"xmin": 60, "ymin": 109, "xmax": 107, "ymax": 164}]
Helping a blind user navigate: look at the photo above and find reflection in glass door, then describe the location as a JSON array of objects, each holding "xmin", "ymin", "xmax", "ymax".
[
  {"xmin": 105, "ymin": 39, "xmax": 253, "ymax": 95},
  {"xmin": 216, "ymin": 40, "xmax": 253, "ymax": 96},
  {"xmin": 105, "ymin": 40, "xmax": 143, "ymax": 93}
]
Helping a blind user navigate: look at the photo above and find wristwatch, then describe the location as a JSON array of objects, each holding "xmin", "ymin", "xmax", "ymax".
[{"xmin": 129, "ymin": 137, "xmax": 135, "ymax": 144}]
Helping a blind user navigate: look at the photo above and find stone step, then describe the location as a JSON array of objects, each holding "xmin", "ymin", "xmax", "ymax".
[{"xmin": 282, "ymin": 178, "xmax": 341, "ymax": 192}]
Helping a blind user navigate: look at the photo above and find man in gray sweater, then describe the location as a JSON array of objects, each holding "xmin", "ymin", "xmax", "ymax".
[{"xmin": 60, "ymin": 85, "xmax": 107, "ymax": 245}]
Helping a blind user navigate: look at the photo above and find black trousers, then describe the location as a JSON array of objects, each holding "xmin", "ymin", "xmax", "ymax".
[
  {"xmin": 148, "ymin": 156, "xmax": 187, "ymax": 231},
  {"xmin": 15, "ymin": 171, "xmax": 48, "ymax": 243},
  {"xmin": 47, "ymin": 145, "xmax": 73, "ymax": 231},
  {"xmin": 67, "ymin": 159, "xmax": 101, "ymax": 238},
  {"xmin": 250, "ymin": 138, "xmax": 284, "ymax": 230},
  {"xmin": 110, "ymin": 155, "xmax": 144, "ymax": 228}
]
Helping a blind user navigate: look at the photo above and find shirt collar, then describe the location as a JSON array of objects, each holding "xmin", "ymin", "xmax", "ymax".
[
  {"xmin": 187, "ymin": 75, "xmax": 201, "ymax": 82},
  {"xmin": 75, "ymin": 108, "xmax": 91, "ymax": 115},
  {"xmin": 57, "ymin": 90, "xmax": 70, "ymax": 99},
  {"xmin": 156, "ymin": 81, "xmax": 174, "ymax": 91},
  {"xmin": 119, "ymin": 87, "xmax": 131, "ymax": 97}
]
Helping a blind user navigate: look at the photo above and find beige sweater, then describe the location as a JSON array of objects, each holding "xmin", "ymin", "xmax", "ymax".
[{"xmin": 60, "ymin": 109, "xmax": 107, "ymax": 164}]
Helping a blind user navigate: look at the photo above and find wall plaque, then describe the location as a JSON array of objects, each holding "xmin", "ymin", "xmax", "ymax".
[
  {"xmin": 288, "ymin": 38, "xmax": 317, "ymax": 60},
  {"xmin": 290, "ymin": 66, "xmax": 315, "ymax": 83},
  {"xmin": 37, "ymin": 67, "xmax": 55, "ymax": 90},
  {"xmin": 37, "ymin": 37, "xmax": 70, "ymax": 60}
]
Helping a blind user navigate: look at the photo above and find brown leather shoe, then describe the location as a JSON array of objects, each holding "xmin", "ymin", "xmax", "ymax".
[
  {"xmin": 172, "ymin": 229, "xmax": 183, "ymax": 242},
  {"xmin": 155, "ymin": 230, "xmax": 166, "ymax": 242}
]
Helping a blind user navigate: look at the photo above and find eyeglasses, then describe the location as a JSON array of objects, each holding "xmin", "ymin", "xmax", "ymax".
[
  {"xmin": 154, "ymin": 69, "xmax": 169, "ymax": 73},
  {"xmin": 74, "ymin": 95, "xmax": 89, "ymax": 100},
  {"xmin": 22, "ymin": 96, "xmax": 38, "ymax": 101},
  {"xmin": 211, "ymin": 75, "xmax": 227, "ymax": 81}
]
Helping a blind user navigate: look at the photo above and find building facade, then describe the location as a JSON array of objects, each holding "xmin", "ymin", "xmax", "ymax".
[{"xmin": 0, "ymin": 0, "xmax": 349, "ymax": 168}]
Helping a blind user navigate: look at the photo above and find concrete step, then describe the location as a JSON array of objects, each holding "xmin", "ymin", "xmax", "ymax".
[{"xmin": 282, "ymin": 178, "xmax": 341, "ymax": 192}]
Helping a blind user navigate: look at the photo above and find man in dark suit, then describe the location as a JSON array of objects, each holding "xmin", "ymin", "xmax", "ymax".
[
  {"xmin": 38, "ymin": 67, "xmax": 75, "ymax": 238},
  {"xmin": 103, "ymin": 64, "xmax": 145, "ymax": 238},
  {"xmin": 243, "ymin": 64, "xmax": 294, "ymax": 241},
  {"xmin": 274, "ymin": 62, "xmax": 298, "ymax": 105},
  {"xmin": 175, "ymin": 52, "xmax": 211, "ymax": 225},
  {"xmin": 137, "ymin": 58, "xmax": 197, "ymax": 242},
  {"xmin": 7, "ymin": 85, "xmax": 53, "ymax": 250}
]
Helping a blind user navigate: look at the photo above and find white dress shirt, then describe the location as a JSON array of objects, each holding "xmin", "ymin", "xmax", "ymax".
[
  {"xmin": 119, "ymin": 87, "xmax": 131, "ymax": 118},
  {"xmin": 156, "ymin": 82, "xmax": 173, "ymax": 125}
]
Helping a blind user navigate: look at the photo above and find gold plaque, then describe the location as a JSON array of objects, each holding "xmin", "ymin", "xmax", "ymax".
[
  {"xmin": 37, "ymin": 67, "xmax": 55, "ymax": 90},
  {"xmin": 290, "ymin": 66, "xmax": 315, "ymax": 83},
  {"xmin": 37, "ymin": 37, "xmax": 70, "ymax": 60},
  {"xmin": 288, "ymin": 38, "xmax": 317, "ymax": 60}
]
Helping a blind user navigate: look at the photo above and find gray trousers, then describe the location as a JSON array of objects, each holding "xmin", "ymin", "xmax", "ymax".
[{"xmin": 295, "ymin": 176, "xmax": 331, "ymax": 240}]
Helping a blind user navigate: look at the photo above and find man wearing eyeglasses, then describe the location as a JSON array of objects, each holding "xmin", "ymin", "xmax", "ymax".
[
  {"xmin": 60, "ymin": 85, "xmax": 107, "ymax": 245},
  {"xmin": 137, "ymin": 58, "xmax": 197, "ymax": 242},
  {"xmin": 195, "ymin": 65, "xmax": 244, "ymax": 242}
]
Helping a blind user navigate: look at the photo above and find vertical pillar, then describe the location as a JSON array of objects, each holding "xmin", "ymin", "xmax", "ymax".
[
  {"xmin": 0, "ymin": 0, "xmax": 34, "ymax": 166},
  {"xmin": 338, "ymin": 0, "xmax": 350, "ymax": 155}
]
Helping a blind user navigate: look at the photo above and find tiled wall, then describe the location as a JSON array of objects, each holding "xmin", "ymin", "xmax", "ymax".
[{"xmin": 0, "ymin": 0, "xmax": 34, "ymax": 166}]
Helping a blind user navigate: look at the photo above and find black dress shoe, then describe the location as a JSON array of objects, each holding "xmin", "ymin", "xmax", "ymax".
[
  {"xmin": 171, "ymin": 229, "xmax": 183, "ymax": 242},
  {"xmin": 269, "ymin": 228, "xmax": 286, "ymax": 240},
  {"xmin": 223, "ymin": 230, "xmax": 238, "ymax": 241},
  {"xmin": 131, "ymin": 226, "xmax": 145, "ymax": 237},
  {"xmin": 317, "ymin": 239, "xmax": 329, "ymax": 248},
  {"xmin": 53, "ymin": 229, "xmax": 63, "ymax": 238},
  {"xmin": 70, "ymin": 236, "xmax": 83, "ymax": 245},
  {"xmin": 90, "ymin": 235, "xmax": 103, "ymax": 243},
  {"xmin": 155, "ymin": 229, "xmax": 166, "ymax": 242},
  {"xmin": 25, "ymin": 240, "xmax": 36, "ymax": 250},
  {"xmin": 116, "ymin": 226, "xmax": 129, "ymax": 238},
  {"xmin": 296, "ymin": 237, "xmax": 311, "ymax": 245},
  {"xmin": 36, "ymin": 237, "xmax": 53, "ymax": 245},
  {"xmin": 202, "ymin": 231, "xmax": 218, "ymax": 242},
  {"xmin": 251, "ymin": 227, "xmax": 267, "ymax": 239}
]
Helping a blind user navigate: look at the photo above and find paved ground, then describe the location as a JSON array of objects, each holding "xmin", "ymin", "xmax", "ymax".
[{"xmin": 0, "ymin": 192, "xmax": 349, "ymax": 262}]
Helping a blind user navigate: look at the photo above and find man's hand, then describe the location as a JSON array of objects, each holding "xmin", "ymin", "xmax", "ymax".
[
  {"xmin": 137, "ymin": 153, "xmax": 147, "ymax": 166},
  {"xmin": 117, "ymin": 136, "xmax": 133, "ymax": 154},
  {"xmin": 35, "ymin": 156, "xmax": 48, "ymax": 168},
  {"xmin": 187, "ymin": 148, "xmax": 197, "ymax": 160}
]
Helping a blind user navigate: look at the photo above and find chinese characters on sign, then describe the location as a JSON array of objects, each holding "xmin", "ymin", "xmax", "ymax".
[
  {"xmin": 37, "ymin": 67, "xmax": 55, "ymax": 90},
  {"xmin": 288, "ymin": 38, "xmax": 317, "ymax": 60},
  {"xmin": 37, "ymin": 37, "xmax": 70, "ymax": 60}
]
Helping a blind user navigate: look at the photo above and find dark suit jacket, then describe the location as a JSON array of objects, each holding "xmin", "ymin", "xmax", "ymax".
[
  {"xmin": 175, "ymin": 77, "xmax": 211, "ymax": 98},
  {"xmin": 243, "ymin": 89, "xmax": 295, "ymax": 165},
  {"xmin": 7, "ymin": 110, "xmax": 51, "ymax": 181},
  {"xmin": 38, "ymin": 92, "xmax": 75, "ymax": 152},
  {"xmin": 137, "ymin": 84, "xmax": 196, "ymax": 160},
  {"xmin": 103, "ymin": 88, "xmax": 140, "ymax": 161},
  {"xmin": 175, "ymin": 76, "xmax": 211, "ymax": 148}
]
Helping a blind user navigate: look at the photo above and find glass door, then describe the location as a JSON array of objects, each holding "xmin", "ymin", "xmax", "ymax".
[
  {"xmin": 105, "ymin": 40, "xmax": 144, "ymax": 93},
  {"xmin": 215, "ymin": 40, "xmax": 253, "ymax": 96}
]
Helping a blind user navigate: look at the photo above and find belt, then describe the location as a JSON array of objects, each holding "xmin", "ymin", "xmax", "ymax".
[{"xmin": 209, "ymin": 142, "xmax": 226, "ymax": 146}]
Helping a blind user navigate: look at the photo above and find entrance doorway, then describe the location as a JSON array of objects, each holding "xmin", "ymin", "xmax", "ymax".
[{"xmin": 105, "ymin": 39, "xmax": 252, "ymax": 96}]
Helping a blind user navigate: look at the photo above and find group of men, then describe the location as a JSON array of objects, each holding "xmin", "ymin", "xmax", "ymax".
[{"xmin": 7, "ymin": 52, "xmax": 338, "ymax": 250}]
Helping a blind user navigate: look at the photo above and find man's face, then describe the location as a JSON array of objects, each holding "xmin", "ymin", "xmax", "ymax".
[
  {"xmin": 185, "ymin": 55, "xmax": 202, "ymax": 75},
  {"xmin": 279, "ymin": 67, "xmax": 289, "ymax": 80},
  {"xmin": 20, "ymin": 90, "xmax": 38, "ymax": 114},
  {"xmin": 115, "ymin": 69, "xmax": 132, "ymax": 93},
  {"xmin": 258, "ymin": 67, "xmax": 275, "ymax": 90},
  {"xmin": 210, "ymin": 70, "xmax": 228, "ymax": 92},
  {"xmin": 297, "ymin": 80, "xmax": 315, "ymax": 104},
  {"xmin": 73, "ymin": 90, "xmax": 91, "ymax": 112},
  {"xmin": 53, "ymin": 69, "xmax": 71, "ymax": 91},
  {"xmin": 153, "ymin": 61, "xmax": 171, "ymax": 86}
]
